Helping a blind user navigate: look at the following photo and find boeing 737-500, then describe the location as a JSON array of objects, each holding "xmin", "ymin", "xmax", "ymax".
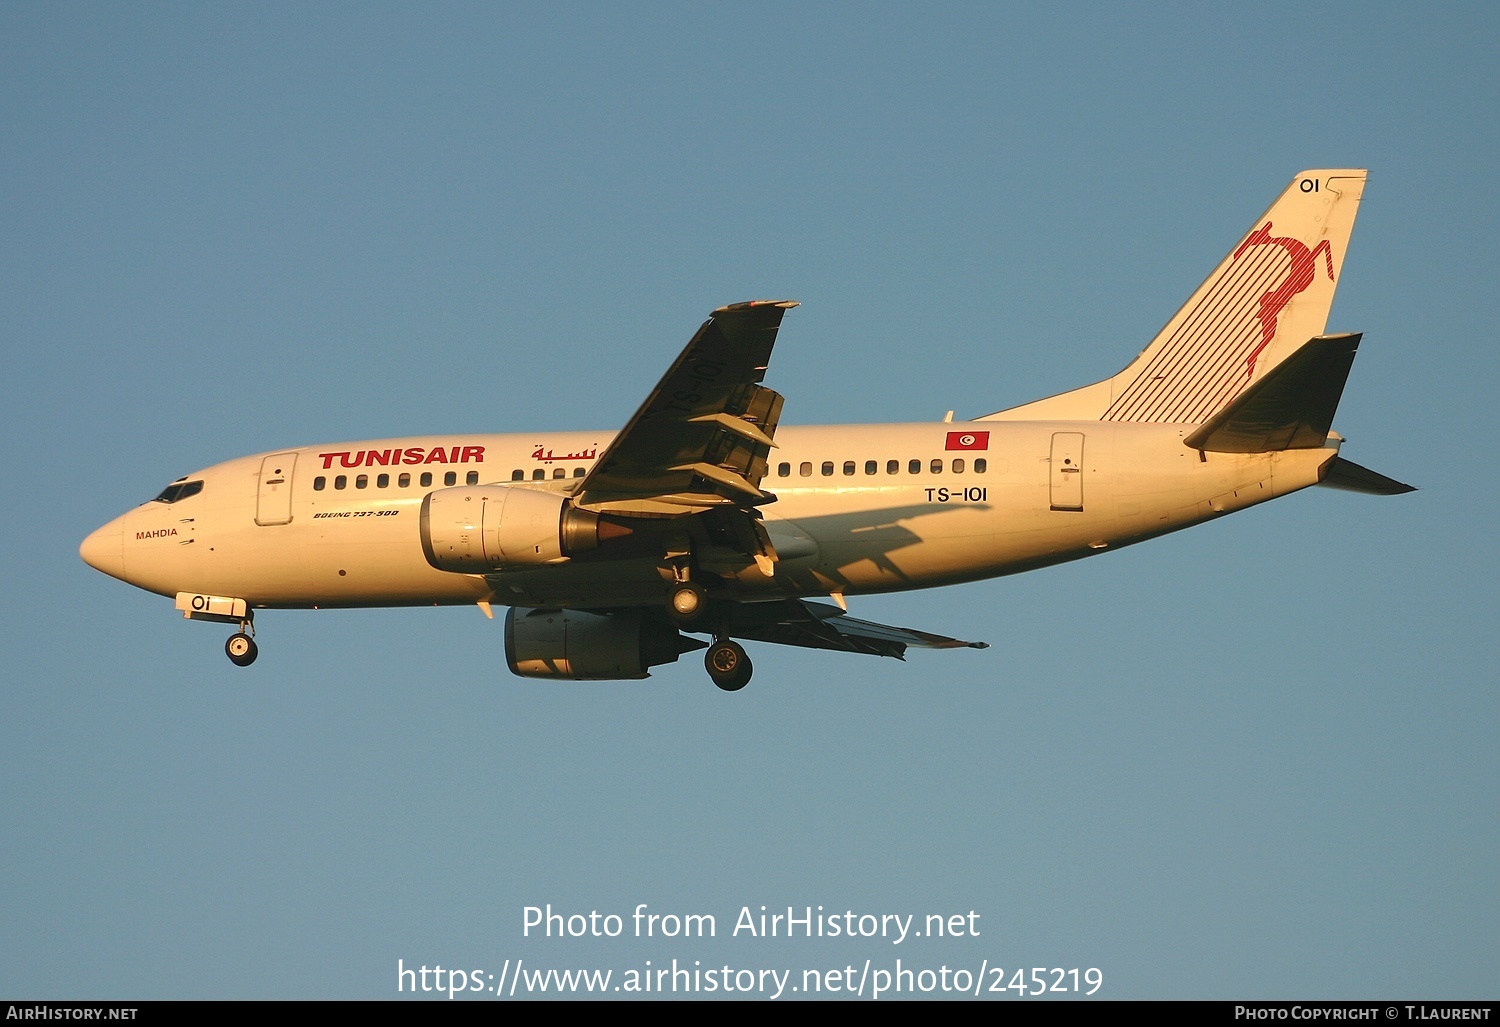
[{"xmin": 80, "ymin": 169, "xmax": 1413, "ymax": 690}]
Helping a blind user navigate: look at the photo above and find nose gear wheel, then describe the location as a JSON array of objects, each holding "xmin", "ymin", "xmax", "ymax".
[{"xmin": 225, "ymin": 632, "xmax": 258, "ymax": 667}]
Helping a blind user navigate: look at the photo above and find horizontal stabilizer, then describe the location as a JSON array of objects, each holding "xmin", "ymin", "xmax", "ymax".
[
  {"xmin": 1184, "ymin": 334, "xmax": 1360, "ymax": 453},
  {"xmin": 1318, "ymin": 456, "xmax": 1416, "ymax": 495}
]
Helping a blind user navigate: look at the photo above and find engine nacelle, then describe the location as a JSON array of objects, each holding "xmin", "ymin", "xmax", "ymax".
[
  {"xmin": 505, "ymin": 608, "xmax": 702, "ymax": 680},
  {"xmin": 420, "ymin": 485, "xmax": 606, "ymax": 573}
]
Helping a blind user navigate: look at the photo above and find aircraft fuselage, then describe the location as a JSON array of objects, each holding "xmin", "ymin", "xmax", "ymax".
[{"xmin": 81, "ymin": 420, "xmax": 1337, "ymax": 611}]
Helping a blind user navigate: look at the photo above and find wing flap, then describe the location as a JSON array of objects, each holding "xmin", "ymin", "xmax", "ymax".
[
  {"xmin": 668, "ymin": 462, "xmax": 773, "ymax": 505},
  {"xmin": 725, "ymin": 599, "xmax": 988, "ymax": 660}
]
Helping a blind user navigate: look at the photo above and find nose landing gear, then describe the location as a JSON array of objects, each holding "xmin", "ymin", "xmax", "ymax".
[
  {"xmin": 224, "ymin": 612, "xmax": 258, "ymax": 667},
  {"xmin": 173, "ymin": 593, "xmax": 260, "ymax": 668},
  {"xmin": 225, "ymin": 631, "xmax": 258, "ymax": 667}
]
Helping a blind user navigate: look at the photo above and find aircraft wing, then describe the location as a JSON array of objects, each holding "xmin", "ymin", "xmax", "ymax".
[
  {"xmin": 572, "ymin": 301, "xmax": 797, "ymax": 518},
  {"xmin": 724, "ymin": 599, "xmax": 989, "ymax": 660}
]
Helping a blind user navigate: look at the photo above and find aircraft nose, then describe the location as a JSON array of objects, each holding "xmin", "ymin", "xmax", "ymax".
[{"xmin": 80, "ymin": 522, "xmax": 125, "ymax": 580}]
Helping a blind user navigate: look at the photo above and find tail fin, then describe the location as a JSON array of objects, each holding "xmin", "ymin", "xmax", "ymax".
[{"xmin": 982, "ymin": 169, "xmax": 1367, "ymax": 423}]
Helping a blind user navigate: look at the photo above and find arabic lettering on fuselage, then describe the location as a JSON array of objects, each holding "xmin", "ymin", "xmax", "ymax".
[{"xmin": 530, "ymin": 445, "xmax": 598, "ymax": 464}]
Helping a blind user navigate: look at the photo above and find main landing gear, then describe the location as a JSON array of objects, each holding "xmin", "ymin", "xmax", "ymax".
[
  {"xmin": 667, "ymin": 582, "xmax": 753, "ymax": 691},
  {"xmin": 660, "ymin": 554, "xmax": 750, "ymax": 690},
  {"xmin": 705, "ymin": 638, "xmax": 752, "ymax": 691},
  {"xmin": 665, "ymin": 579, "xmax": 751, "ymax": 691},
  {"xmin": 667, "ymin": 581, "xmax": 708, "ymax": 629}
]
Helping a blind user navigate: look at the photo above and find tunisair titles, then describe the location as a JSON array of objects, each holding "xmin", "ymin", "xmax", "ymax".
[
  {"xmin": 316, "ymin": 445, "xmax": 487, "ymax": 469},
  {"xmin": 313, "ymin": 443, "xmax": 602, "ymax": 469}
]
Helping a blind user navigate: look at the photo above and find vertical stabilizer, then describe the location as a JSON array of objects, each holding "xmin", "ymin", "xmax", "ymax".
[{"xmin": 982, "ymin": 170, "xmax": 1366, "ymax": 424}]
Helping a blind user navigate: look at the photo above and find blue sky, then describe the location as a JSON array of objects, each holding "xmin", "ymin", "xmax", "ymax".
[{"xmin": 3, "ymin": 2, "xmax": 1496, "ymax": 1000}]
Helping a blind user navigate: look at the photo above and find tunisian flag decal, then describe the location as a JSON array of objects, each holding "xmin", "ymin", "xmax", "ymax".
[{"xmin": 945, "ymin": 430, "xmax": 989, "ymax": 451}]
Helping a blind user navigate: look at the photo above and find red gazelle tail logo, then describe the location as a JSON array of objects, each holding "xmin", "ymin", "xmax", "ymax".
[{"xmin": 1233, "ymin": 222, "xmax": 1335, "ymax": 377}]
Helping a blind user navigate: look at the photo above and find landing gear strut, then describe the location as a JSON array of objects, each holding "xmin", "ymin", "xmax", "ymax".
[
  {"xmin": 225, "ymin": 631, "xmax": 258, "ymax": 667},
  {"xmin": 705, "ymin": 639, "xmax": 752, "ymax": 691},
  {"xmin": 225, "ymin": 610, "xmax": 257, "ymax": 667}
]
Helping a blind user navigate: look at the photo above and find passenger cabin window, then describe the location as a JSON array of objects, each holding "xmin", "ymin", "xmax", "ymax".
[
  {"xmin": 799, "ymin": 462, "xmax": 812, "ymax": 477},
  {"xmin": 821, "ymin": 461, "xmax": 834, "ymax": 476},
  {"xmin": 887, "ymin": 460, "xmax": 899, "ymax": 475},
  {"xmin": 843, "ymin": 461, "xmax": 855, "ymax": 476},
  {"xmin": 356, "ymin": 474, "xmax": 369, "ymax": 489},
  {"xmin": 778, "ymin": 462, "xmax": 791, "ymax": 477},
  {"xmin": 444, "ymin": 471, "xmax": 457, "ymax": 486},
  {"xmin": 533, "ymin": 469, "xmax": 546, "ymax": 480},
  {"xmin": 334, "ymin": 475, "xmax": 348, "ymax": 490},
  {"xmin": 952, "ymin": 459, "xmax": 964, "ymax": 473},
  {"xmin": 467, "ymin": 471, "xmax": 479, "ymax": 485},
  {"xmin": 553, "ymin": 468, "xmax": 565, "ymax": 479},
  {"xmin": 313, "ymin": 477, "xmax": 326, "ymax": 491},
  {"xmin": 398, "ymin": 473, "xmax": 411, "ymax": 487},
  {"xmin": 865, "ymin": 460, "xmax": 877, "ymax": 475},
  {"xmin": 930, "ymin": 458, "xmax": 943, "ymax": 474},
  {"xmin": 573, "ymin": 467, "xmax": 586, "ymax": 478},
  {"xmin": 152, "ymin": 480, "xmax": 204, "ymax": 504},
  {"xmin": 909, "ymin": 459, "xmax": 921, "ymax": 474},
  {"xmin": 512, "ymin": 470, "xmax": 525, "ymax": 481},
  {"xmin": 419, "ymin": 472, "xmax": 432, "ymax": 487},
  {"xmin": 377, "ymin": 473, "xmax": 390, "ymax": 488},
  {"xmin": 975, "ymin": 458, "xmax": 987, "ymax": 473}
]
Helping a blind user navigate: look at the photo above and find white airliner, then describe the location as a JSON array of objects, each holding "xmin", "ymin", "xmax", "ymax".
[{"xmin": 81, "ymin": 169, "xmax": 1412, "ymax": 690}]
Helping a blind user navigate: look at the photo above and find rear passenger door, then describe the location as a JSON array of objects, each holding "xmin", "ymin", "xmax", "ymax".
[{"xmin": 1049, "ymin": 433, "xmax": 1084, "ymax": 512}]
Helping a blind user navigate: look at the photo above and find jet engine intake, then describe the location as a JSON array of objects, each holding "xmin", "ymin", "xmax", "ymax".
[{"xmin": 505, "ymin": 608, "xmax": 704, "ymax": 680}]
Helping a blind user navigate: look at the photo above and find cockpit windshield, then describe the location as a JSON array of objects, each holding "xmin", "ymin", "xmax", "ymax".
[{"xmin": 152, "ymin": 480, "xmax": 204, "ymax": 504}]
